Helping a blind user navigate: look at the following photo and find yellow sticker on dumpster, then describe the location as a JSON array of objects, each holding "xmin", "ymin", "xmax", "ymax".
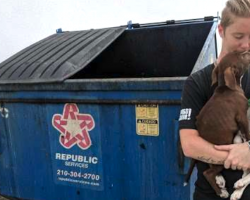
[{"xmin": 136, "ymin": 104, "xmax": 159, "ymax": 136}]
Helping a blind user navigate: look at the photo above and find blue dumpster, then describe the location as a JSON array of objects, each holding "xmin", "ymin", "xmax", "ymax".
[{"xmin": 0, "ymin": 17, "xmax": 217, "ymax": 200}]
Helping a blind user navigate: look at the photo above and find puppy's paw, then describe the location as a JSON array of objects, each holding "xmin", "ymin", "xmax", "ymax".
[
  {"xmin": 234, "ymin": 179, "xmax": 245, "ymax": 189},
  {"xmin": 230, "ymin": 188, "xmax": 244, "ymax": 200},
  {"xmin": 220, "ymin": 188, "xmax": 229, "ymax": 199},
  {"xmin": 216, "ymin": 175, "xmax": 226, "ymax": 188}
]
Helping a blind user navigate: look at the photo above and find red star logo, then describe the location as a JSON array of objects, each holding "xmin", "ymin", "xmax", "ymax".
[{"xmin": 52, "ymin": 104, "xmax": 95, "ymax": 150}]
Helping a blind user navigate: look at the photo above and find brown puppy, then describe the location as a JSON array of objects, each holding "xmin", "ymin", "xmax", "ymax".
[{"xmin": 184, "ymin": 51, "xmax": 250, "ymax": 198}]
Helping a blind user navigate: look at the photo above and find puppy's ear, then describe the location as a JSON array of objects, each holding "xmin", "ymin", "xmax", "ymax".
[
  {"xmin": 211, "ymin": 66, "xmax": 218, "ymax": 86},
  {"xmin": 224, "ymin": 67, "xmax": 236, "ymax": 90}
]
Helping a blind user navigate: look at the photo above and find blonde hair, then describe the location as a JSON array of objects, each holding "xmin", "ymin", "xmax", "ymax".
[{"xmin": 221, "ymin": 0, "xmax": 250, "ymax": 29}]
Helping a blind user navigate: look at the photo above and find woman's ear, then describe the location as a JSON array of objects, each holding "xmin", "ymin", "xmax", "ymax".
[{"xmin": 218, "ymin": 24, "xmax": 225, "ymax": 38}]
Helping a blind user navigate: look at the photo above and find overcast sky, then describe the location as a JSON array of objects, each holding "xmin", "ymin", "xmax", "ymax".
[{"xmin": 0, "ymin": 0, "xmax": 227, "ymax": 63}]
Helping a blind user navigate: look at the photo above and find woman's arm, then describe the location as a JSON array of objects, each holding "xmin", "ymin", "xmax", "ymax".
[{"xmin": 180, "ymin": 128, "xmax": 229, "ymax": 164}]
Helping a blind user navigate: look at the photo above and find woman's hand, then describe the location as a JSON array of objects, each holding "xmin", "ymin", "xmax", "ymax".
[{"xmin": 214, "ymin": 143, "xmax": 250, "ymax": 171}]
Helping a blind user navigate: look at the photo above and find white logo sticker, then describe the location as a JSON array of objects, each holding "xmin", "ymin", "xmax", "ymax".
[{"xmin": 179, "ymin": 108, "xmax": 192, "ymax": 121}]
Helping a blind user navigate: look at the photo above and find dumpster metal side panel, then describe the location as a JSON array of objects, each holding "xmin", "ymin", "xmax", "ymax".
[{"xmin": 0, "ymin": 87, "xmax": 190, "ymax": 200}]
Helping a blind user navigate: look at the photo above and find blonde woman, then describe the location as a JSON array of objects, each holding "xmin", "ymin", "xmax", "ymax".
[{"xmin": 179, "ymin": 0, "xmax": 250, "ymax": 199}]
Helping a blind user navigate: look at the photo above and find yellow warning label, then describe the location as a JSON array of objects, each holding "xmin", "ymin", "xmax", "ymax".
[{"xmin": 136, "ymin": 104, "xmax": 159, "ymax": 136}]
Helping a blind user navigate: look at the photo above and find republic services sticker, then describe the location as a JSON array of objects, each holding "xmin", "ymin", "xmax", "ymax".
[{"xmin": 50, "ymin": 103, "xmax": 103, "ymax": 190}]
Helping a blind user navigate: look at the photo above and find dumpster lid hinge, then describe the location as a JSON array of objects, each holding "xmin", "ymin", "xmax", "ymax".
[
  {"xmin": 56, "ymin": 28, "xmax": 63, "ymax": 33},
  {"xmin": 127, "ymin": 20, "xmax": 141, "ymax": 29},
  {"xmin": 166, "ymin": 20, "xmax": 175, "ymax": 25}
]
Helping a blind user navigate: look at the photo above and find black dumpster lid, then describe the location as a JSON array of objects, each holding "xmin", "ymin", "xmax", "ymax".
[{"xmin": 0, "ymin": 27, "xmax": 126, "ymax": 84}]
